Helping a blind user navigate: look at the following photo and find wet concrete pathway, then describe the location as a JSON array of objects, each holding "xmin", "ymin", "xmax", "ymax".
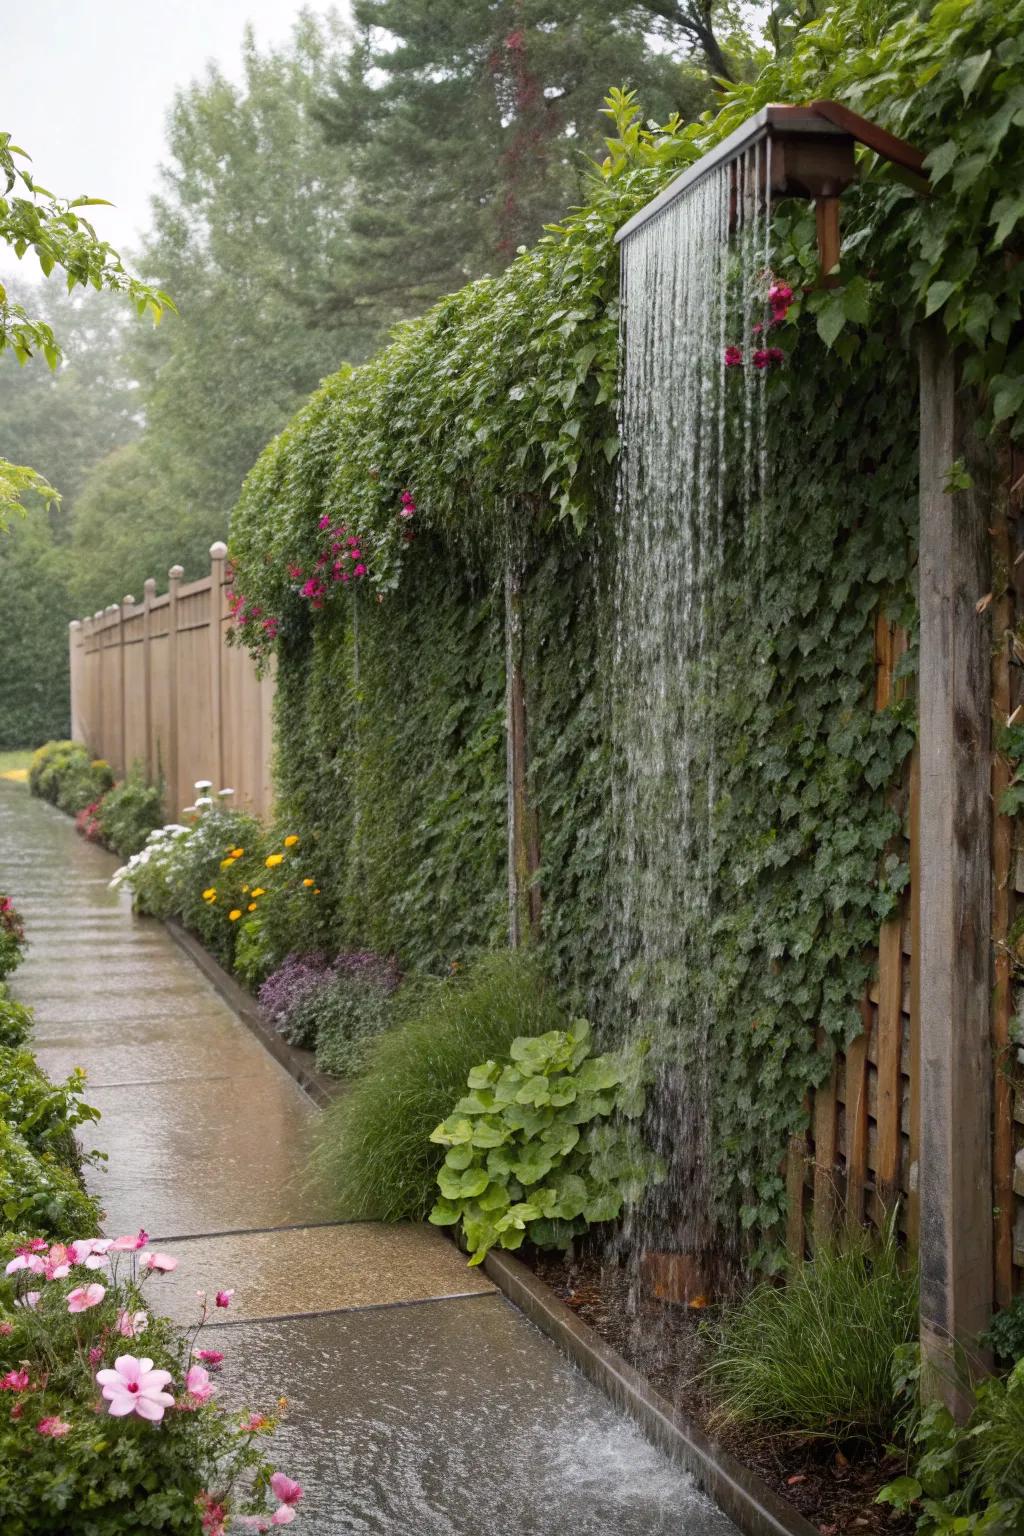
[{"xmin": 1, "ymin": 782, "xmax": 737, "ymax": 1536}]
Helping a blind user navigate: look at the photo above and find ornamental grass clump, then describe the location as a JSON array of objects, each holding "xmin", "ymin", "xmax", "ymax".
[
  {"xmin": 317, "ymin": 950, "xmax": 562, "ymax": 1221},
  {"xmin": 705, "ymin": 1215, "xmax": 916, "ymax": 1446},
  {"xmin": 0, "ymin": 1231, "xmax": 306, "ymax": 1534}
]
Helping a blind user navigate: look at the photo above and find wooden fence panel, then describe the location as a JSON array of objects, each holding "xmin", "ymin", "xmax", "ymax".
[{"xmin": 68, "ymin": 543, "xmax": 274, "ymax": 820}]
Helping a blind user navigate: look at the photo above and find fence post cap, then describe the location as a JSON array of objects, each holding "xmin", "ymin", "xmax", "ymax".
[
  {"xmin": 122, "ymin": 594, "xmax": 136, "ymax": 607},
  {"xmin": 144, "ymin": 577, "xmax": 157, "ymax": 596},
  {"xmin": 94, "ymin": 610, "xmax": 104, "ymax": 620},
  {"xmin": 169, "ymin": 564, "xmax": 185, "ymax": 581},
  {"xmin": 105, "ymin": 603, "xmax": 119, "ymax": 614},
  {"xmin": 69, "ymin": 618, "xmax": 81, "ymax": 630},
  {"xmin": 209, "ymin": 540, "xmax": 228, "ymax": 560}
]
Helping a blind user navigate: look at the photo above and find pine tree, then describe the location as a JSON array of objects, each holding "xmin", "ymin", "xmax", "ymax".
[{"xmin": 314, "ymin": 0, "xmax": 742, "ymax": 327}]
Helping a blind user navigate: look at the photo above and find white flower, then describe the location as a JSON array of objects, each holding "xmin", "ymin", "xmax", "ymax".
[
  {"xmin": 217, "ymin": 788, "xmax": 235, "ymax": 798},
  {"xmin": 194, "ymin": 796, "xmax": 213, "ymax": 807},
  {"xmin": 194, "ymin": 779, "xmax": 213, "ymax": 791}
]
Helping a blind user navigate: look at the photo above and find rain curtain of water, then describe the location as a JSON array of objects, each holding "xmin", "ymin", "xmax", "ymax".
[{"xmin": 608, "ymin": 146, "xmax": 775, "ymax": 1289}]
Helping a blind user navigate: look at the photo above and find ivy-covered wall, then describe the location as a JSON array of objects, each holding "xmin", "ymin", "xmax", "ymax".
[{"xmin": 230, "ymin": 0, "xmax": 1024, "ymax": 1248}]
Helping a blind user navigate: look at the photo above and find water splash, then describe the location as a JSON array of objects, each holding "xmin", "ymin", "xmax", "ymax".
[{"xmin": 608, "ymin": 154, "xmax": 774, "ymax": 1291}]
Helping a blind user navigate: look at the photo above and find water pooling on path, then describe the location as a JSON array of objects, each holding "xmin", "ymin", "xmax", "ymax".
[{"xmin": 0, "ymin": 782, "xmax": 738, "ymax": 1536}]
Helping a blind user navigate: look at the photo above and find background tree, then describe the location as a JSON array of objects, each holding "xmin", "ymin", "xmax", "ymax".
[{"xmin": 313, "ymin": 0, "xmax": 753, "ymax": 328}]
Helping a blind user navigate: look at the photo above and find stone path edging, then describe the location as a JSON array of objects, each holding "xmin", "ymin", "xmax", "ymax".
[{"xmin": 162, "ymin": 914, "xmax": 817, "ymax": 1536}]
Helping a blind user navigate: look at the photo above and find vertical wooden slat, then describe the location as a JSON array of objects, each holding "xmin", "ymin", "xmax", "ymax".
[
  {"xmin": 874, "ymin": 613, "xmax": 907, "ymax": 1212},
  {"xmin": 786, "ymin": 1097, "xmax": 810, "ymax": 1260},
  {"xmin": 813, "ymin": 1051, "xmax": 839, "ymax": 1243},
  {"xmin": 143, "ymin": 578, "xmax": 156, "ymax": 787},
  {"xmin": 907, "ymin": 747, "xmax": 921, "ymax": 1250},
  {"xmin": 208, "ymin": 544, "xmax": 226, "ymax": 795},
  {"xmin": 68, "ymin": 620, "xmax": 83, "ymax": 741},
  {"xmin": 167, "ymin": 566, "xmax": 183, "ymax": 819},
  {"xmin": 991, "ymin": 490, "xmax": 1015, "ymax": 1308},
  {"xmin": 845, "ymin": 992, "xmax": 873, "ymax": 1227}
]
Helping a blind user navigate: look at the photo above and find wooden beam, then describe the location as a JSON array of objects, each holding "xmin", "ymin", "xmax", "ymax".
[
  {"xmin": 917, "ymin": 323, "xmax": 993, "ymax": 1413},
  {"xmin": 991, "ymin": 489, "xmax": 1015, "ymax": 1309}
]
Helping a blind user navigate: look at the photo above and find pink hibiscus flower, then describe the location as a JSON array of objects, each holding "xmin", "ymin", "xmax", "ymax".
[
  {"xmin": 96, "ymin": 1355, "xmax": 175, "ymax": 1422},
  {"xmin": 67, "ymin": 1284, "xmax": 106, "ymax": 1313},
  {"xmin": 37, "ymin": 1416, "xmax": 72, "ymax": 1437}
]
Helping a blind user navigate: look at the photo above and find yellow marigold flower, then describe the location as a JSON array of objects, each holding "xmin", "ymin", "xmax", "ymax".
[
  {"xmin": 228, "ymin": 909, "xmax": 242, "ymax": 922},
  {"xmin": 248, "ymin": 902, "xmax": 258, "ymax": 912},
  {"xmin": 265, "ymin": 854, "xmax": 284, "ymax": 867},
  {"xmin": 220, "ymin": 857, "xmax": 236, "ymax": 869},
  {"xmin": 313, "ymin": 888, "xmax": 321, "ymax": 894},
  {"xmin": 252, "ymin": 887, "xmax": 266, "ymax": 897},
  {"xmin": 231, "ymin": 848, "xmax": 245, "ymax": 858},
  {"xmin": 242, "ymin": 885, "xmax": 250, "ymax": 894},
  {"xmin": 202, "ymin": 888, "xmax": 217, "ymax": 902},
  {"xmin": 302, "ymin": 878, "xmax": 314, "ymax": 888},
  {"xmin": 283, "ymin": 835, "xmax": 299, "ymax": 847}
]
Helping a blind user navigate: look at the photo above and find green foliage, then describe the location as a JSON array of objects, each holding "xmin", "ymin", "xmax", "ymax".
[
  {"xmin": 705, "ymin": 1219, "xmax": 917, "ymax": 1444},
  {"xmin": 271, "ymin": 542, "xmax": 508, "ymax": 973},
  {"xmin": 0, "ymin": 897, "xmax": 25, "ymax": 981},
  {"xmin": 879, "ymin": 1354, "xmax": 1024, "ymax": 1533},
  {"xmin": 29, "ymin": 741, "xmax": 113, "ymax": 815},
  {"xmin": 0, "ymin": 509, "xmax": 70, "ymax": 748},
  {"xmin": 428, "ymin": 1018, "xmax": 653, "ymax": 1264},
  {"xmin": 0, "ymin": 1123, "xmax": 100, "ymax": 1241},
  {"xmin": 0, "ymin": 1050, "xmax": 99, "ymax": 1170},
  {"xmin": 316, "ymin": 951, "xmax": 562, "ymax": 1221},
  {"xmin": 97, "ymin": 765, "xmax": 164, "ymax": 858},
  {"xmin": 0, "ymin": 1243, "xmax": 294, "ymax": 1534},
  {"xmin": 983, "ymin": 1293, "xmax": 1024, "ymax": 1367},
  {"xmin": 305, "ymin": 970, "xmax": 399, "ymax": 1080},
  {"xmin": 316, "ymin": 0, "xmax": 722, "ymax": 335},
  {"xmin": 0, "ymin": 986, "xmax": 33, "ymax": 1049}
]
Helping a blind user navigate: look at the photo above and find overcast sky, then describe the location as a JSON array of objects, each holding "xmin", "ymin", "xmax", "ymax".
[{"xmin": 3, "ymin": 0, "xmax": 350, "ymax": 273}]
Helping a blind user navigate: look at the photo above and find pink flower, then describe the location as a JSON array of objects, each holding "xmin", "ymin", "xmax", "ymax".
[
  {"xmin": 111, "ymin": 1229, "xmax": 148, "ymax": 1252},
  {"xmin": 1, "ymin": 1370, "xmax": 29, "ymax": 1391},
  {"xmin": 724, "ymin": 345, "xmax": 743, "ymax": 367},
  {"xmin": 353, "ymin": 563, "xmax": 367, "ymax": 578},
  {"xmin": 88, "ymin": 1346, "xmax": 104, "ymax": 1365},
  {"xmin": 71, "ymin": 1237, "xmax": 114, "ymax": 1269},
  {"xmin": 215, "ymin": 1289, "xmax": 234, "ymax": 1309},
  {"xmin": 269, "ymin": 1473, "xmax": 303, "ymax": 1507},
  {"xmin": 15, "ymin": 1239, "xmax": 46, "ymax": 1255},
  {"xmin": 240, "ymin": 1411, "xmax": 271, "ymax": 1431},
  {"xmin": 67, "ymin": 1284, "xmax": 106, "ymax": 1313},
  {"xmin": 184, "ymin": 1364, "xmax": 216, "ymax": 1404},
  {"xmin": 140, "ymin": 1251, "xmax": 178, "ymax": 1273},
  {"xmin": 752, "ymin": 347, "xmax": 784, "ymax": 369},
  {"xmin": 287, "ymin": 564, "xmax": 303, "ymax": 581},
  {"xmin": 195, "ymin": 1349, "xmax": 224, "ymax": 1369},
  {"xmin": 5, "ymin": 1254, "xmax": 44, "ymax": 1277},
  {"xmin": 117, "ymin": 1309, "xmax": 149, "ymax": 1338},
  {"xmin": 43, "ymin": 1244, "xmax": 71, "ymax": 1281},
  {"xmin": 0, "ymin": 1322, "xmax": 12, "ymax": 1337},
  {"xmin": 318, "ymin": 514, "xmax": 331, "ymax": 529},
  {"xmin": 14, "ymin": 1292, "xmax": 41, "ymax": 1310},
  {"xmin": 272, "ymin": 1510, "xmax": 297, "ymax": 1527},
  {"xmin": 37, "ymin": 1416, "xmax": 71, "ymax": 1437},
  {"xmin": 96, "ymin": 1355, "xmax": 175, "ymax": 1422}
]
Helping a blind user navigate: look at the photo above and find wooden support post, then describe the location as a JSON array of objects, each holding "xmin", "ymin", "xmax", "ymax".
[
  {"xmin": 918, "ymin": 324, "xmax": 993, "ymax": 1412},
  {"xmin": 92, "ymin": 613, "xmax": 104, "ymax": 757},
  {"xmin": 143, "ymin": 578, "xmax": 156, "ymax": 788},
  {"xmin": 104, "ymin": 606, "xmax": 119, "ymax": 762},
  {"xmin": 908, "ymin": 747, "xmax": 921, "ymax": 1250},
  {"xmin": 991, "ymin": 496, "xmax": 1015, "ymax": 1310},
  {"xmin": 813, "ymin": 1051, "xmax": 839, "ymax": 1243},
  {"xmin": 167, "ymin": 565, "xmax": 184, "ymax": 819},
  {"xmin": 505, "ymin": 559, "xmax": 541, "ymax": 947},
  {"xmin": 816, "ymin": 196, "xmax": 841, "ymax": 285},
  {"xmin": 209, "ymin": 543, "xmax": 226, "ymax": 794},
  {"xmin": 845, "ymin": 992, "xmax": 873, "ymax": 1228}
]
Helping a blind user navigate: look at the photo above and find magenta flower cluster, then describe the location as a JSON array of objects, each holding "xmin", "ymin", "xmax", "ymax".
[{"xmin": 724, "ymin": 278, "xmax": 794, "ymax": 370}]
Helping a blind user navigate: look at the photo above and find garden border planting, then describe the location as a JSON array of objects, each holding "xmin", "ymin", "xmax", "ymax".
[{"xmin": 161, "ymin": 907, "xmax": 815, "ymax": 1536}]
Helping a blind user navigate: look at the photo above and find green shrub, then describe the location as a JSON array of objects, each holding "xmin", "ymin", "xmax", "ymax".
[
  {"xmin": 428, "ymin": 1018, "xmax": 653, "ymax": 1264},
  {"xmin": 0, "ymin": 897, "xmax": 25, "ymax": 980},
  {"xmin": 0, "ymin": 1238, "xmax": 302, "ymax": 1534},
  {"xmin": 97, "ymin": 763, "xmax": 164, "ymax": 856},
  {"xmin": 0, "ymin": 1123, "xmax": 101, "ymax": 1240},
  {"xmin": 880, "ymin": 1355, "xmax": 1024, "ymax": 1533},
  {"xmin": 316, "ymin": 950, "xmax": 563, "ymax": 1220},
  {"xmin": 29, "ymin": 741, "xmax": 114, "ymax": 815},
  {"xmin": 705, "ymin": 1217, "xmax": 917, "ymax": 1445},
  {"xmin": 0, "ymin": 1050, "xmax": 99, "ymax": 1169},
  {"xmin": 982, "ymin": 1293, "xmax": 1024, "ymax": 1367},
  {"xmin": 0, "ymin": 987, "xmax": 32, "ymax": 1049},
  {"xmin": 280, "ymin": 951, "xmax": 401, "ymax": 1077}
]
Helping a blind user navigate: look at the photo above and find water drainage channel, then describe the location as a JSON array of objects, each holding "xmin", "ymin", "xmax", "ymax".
[{"xmin": 1, "ymin": 781, "xmax": 741, "ymax": 1536}]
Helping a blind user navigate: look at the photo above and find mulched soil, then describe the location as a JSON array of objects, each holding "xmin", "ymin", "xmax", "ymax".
[{"xmin": 529, "ymin": 1251, "xmax": 915, "ymax": 1536}]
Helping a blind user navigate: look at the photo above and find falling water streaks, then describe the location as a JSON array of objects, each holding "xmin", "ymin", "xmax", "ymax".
[{"xmin": 609, "ymin": 153, "xmax": 775, "ymax": 1302}]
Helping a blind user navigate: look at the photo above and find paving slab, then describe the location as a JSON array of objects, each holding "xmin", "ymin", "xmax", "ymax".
[
  {"xmin": 81, "ymin": 1074, "xmax": 337, "ymax": 1237},
  {"xmin": 218, "ymin": 1298, "xmax": 738, "ymax": 1536},
  {"xmin": 140, "ymin": 1222, "xmax": 494, "ymax": 1326}
]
